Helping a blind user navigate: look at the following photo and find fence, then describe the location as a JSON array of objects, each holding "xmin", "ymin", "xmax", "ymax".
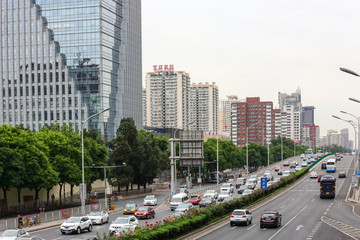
[{"xmin": 0, "ymin": 202, "xmax": 108, "ymax": 231}]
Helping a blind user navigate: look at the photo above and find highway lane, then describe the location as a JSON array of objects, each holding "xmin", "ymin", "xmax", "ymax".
[
  {"xmin": 199, "ymin": 156, "xmax": 354, "ymax": 240},
  {"xmin": 28, "ymin": 155, "xmax": 304, "ymax": 239}
]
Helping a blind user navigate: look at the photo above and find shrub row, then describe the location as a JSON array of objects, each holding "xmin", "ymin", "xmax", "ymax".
[{"xmin": 98, "ymin": 165, "xmax": 312, "ymax": 240}]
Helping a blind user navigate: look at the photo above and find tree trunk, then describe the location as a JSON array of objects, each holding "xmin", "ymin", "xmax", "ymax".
[
  {"xmin": 137, "ymin": 184, "xmax": 140, "ymax": 190},
  {"xmin": 2, "ymin": 186, "xmax": 7, "ymax": 200},
  {"xmin": 17, "ymin": 187, "xmax": 21, "ymax": 208},
  {"xmin": 70, "ymin": 185, "xmax": 74, "ymax": 203},
  {"xmin": 46, "ymin": 189, "xmax": 50, "ymax": 206},
  {"xmin": 131, "ymin": 183, "xmax": 133, "ymax": 190},
  {"xmin": 59, "ymin": 184, "xmax": 63, "ymax": 204},
  {"xmin": 63, "ymin": 184, "xmax": 66, "ymax": 203},
  {"xmin": 126, "ymin": 184, "xmax": 129, "ymax": 191},
  {"xmin": 117, "ymin": 185, "xmax": 120, "ymax": 192},
  {"xmin": 143, "ymin": 183, "xmax": 146, "ymax": 190},
  {"xmin": 34, "ymin": 188, "xmax": 41, "ymax": 209}
]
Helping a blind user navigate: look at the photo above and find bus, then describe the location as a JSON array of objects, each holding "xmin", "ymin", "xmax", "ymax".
[
  {"xmin": 320, "ymin": 175, "xmax": 336, "ymax": 199},
  {"xmin": 326, "ymin": 159, "xmax": 336, "ymax": 172},
  {"xmin": 305, "ymin": 148, "xmax": 313, "ymax": 156},
  {"xmin": 208, "ymin": 171, "xmax": 223, "ymax": 183}
]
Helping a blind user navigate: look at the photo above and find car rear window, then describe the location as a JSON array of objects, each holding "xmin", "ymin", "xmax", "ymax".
[
  {"xmin": 262, "ymin": 213, "xmax": 276, "ymax": 217},
  {"xmin": 190, "ymin": 195, "xmax": 198, "ymax": 199},
  {"xmin": 233, "ymin": 211, "xmax": 245, "ymax": 215}
]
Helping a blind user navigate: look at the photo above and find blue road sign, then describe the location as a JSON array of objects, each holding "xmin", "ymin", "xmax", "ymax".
[
  {"xmin": 261, "ymin": 177, "xmax": 267, "ymax": 190},
  {"xmin": 233, "ymin": 171, "xmax": 236, "ymax": 175},
  {"xmin": 356, "ymin": 171, "xmax": 360, "ymax": 175}
]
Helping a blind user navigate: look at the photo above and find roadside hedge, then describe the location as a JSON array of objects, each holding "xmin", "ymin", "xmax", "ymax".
[{"xmin": 98, "ymin": 165, "xmax": 313, "ymax": 240}]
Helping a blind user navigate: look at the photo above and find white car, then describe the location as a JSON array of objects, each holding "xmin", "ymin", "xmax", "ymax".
[
  {"xmin": 144, "ymin": 195, "xmax": 158, "ymax": 206},
  {"xmin": 109, "ymin": 216, "xmax": 138, "ymax": 233},
  {"xmin": 295, "ymin": 166, "xmax": 302, "ymax": 172},
  {"xmin": 230, "ymin": 209, "xmax": 252, "ymax": 226},
  {"xmin": 310, "ymin": 172, "xmax": 318, "ymax": 178},
  {"xmin": 60, "ymin": 216, "xmax": 93, "ymax": 234},
  {"xmin": 221, "ymin": 183, "xmax": 234, "ymax": 193},
  {"xmin": 0, "ymin": 229, "xmax": 30, "ymax": 239},
  {"xmin": 301, "ymin": 162, "xmax": 308, "ymax": 167},
  {"xmin": 282, "ymin": 170, "xmax": 291, "ymax": 177},
  {"xmin": 245, "ymin": 179, "xmax": 257, "ymax": 189},
  {"xmin": 264, "ymin": 172, "xmax": 273, "ymax": 181},
  {"xmin": 204, "ymin": 190, "xmax": 218, "ymax": 199},
  {"xmin": 88, "ymin": 210, "xmax": 109, "ymax": 225},
  {"xmin": 218, "ymin": 191, "xmax": 231, "ymax": 201},
  {"xmin": 241, "ymin": 189, "xmax": 254, "ymax": 196}
]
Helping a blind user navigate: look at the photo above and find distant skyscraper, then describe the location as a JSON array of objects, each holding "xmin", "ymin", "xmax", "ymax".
[
  {"xmin": 341, "ymin": 128, "xmax": 349, "ymax": 149},
  {"xmin": 231, "ymin": 97, "xmax": 275, "ymax": 148},
  {"xmin": 145, "ymin": 66, "xmax": 190, "ymax": 129},
  {"xmin": 0, "ymin": 0, "xmax": 142, "ymax": 139},
  {"xmin": 189, "ymin": 82, "xmax": 219, "ymax": 132},
  {"xmin": 302, "ymin": 124, "xmax": 320, "ymax": 148},
  {"xmin": 219, "ymin": 95, "xmax": 242, "ymax": 133},
  {"xmin": 278, "ymin": 88, "xmax": 302, "ymax": 112},
  {"xmin": 302, "ymin": 106, "xmax": 315, "ymax": 125}
]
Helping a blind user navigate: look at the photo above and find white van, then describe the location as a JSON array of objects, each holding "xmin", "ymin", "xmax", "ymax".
[
  {"xmin": 221, "ymin": 183, "xmax": 234, "ymax": 193},
  {"xmin": 170, "ymin": 193, "xmax": 189, "ymax": 211}
]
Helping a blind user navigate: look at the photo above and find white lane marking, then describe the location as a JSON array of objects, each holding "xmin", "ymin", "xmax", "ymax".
[
  {"xmin": 295, "ymin": 224, "xmax": 304, "ymax": 231},
  {"xmin": 230, "ymin": 226, "xmax": 236, "ymax": 230},
  {"xmin": 247, "ymin": 224, "xmax": 256, "ymax": 230},
  {"xmin": 280, "ymin": 205, "xmax": 286, "ymax": 209},
  {"xmin": 268, "ymin": 205, "xmax": 308, "ymax": 240},
  {"xmin": 291, "ymin": 198, "xmax": 295, "ymax": 201},
  {"xmin": 324, "ymin": 212, "xmax": 327, "ymax": 215},
  {"xmin": 311, "ymin": 198, "xmax": 315, "ymax": 202}
]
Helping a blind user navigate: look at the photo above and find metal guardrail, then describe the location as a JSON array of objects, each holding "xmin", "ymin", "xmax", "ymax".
[{"xmin": 308, "ymin": 153, "xmax": 335, "ymax": 170}]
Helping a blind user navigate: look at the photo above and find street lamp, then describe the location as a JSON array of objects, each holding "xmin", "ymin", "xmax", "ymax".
[
  {"xmin": 81, "ymin": 107, "xmax": 111, "ymax": 215},
  {"xmin": 340, "ymin": 67, "xmax": 360, "ymax": 77},
  {"xmin": 332, "ymin": 115, "xmax": 358, "ymax": 169},
  {"xmin": 340, "ymin": 110, "xmax": 360, "ymax": 157}
]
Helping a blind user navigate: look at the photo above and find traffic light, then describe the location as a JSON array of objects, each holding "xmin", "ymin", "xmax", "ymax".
[{"xmin": 108, "ymin": 196, "xmax": 111, "ymax": 211}]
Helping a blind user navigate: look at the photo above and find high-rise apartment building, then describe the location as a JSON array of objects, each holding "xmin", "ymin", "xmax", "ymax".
[
  {"xmin": 0, "ymin": 0, "xmax": 142, "ymax": 140},
  {"xmin": 278, "ymin": 88, "xmax": 302, "ymax": 112},
  {"xmin": 231, "ymin": 97, "xmax": 275, "ymax": 148},
  {"xmin": 302, "ymin": 124, "xmax": 320, "ymax": 148},
  {"xmin": 189, "ymin": 82, "xmax": 219, "ymax": 132},
  {"xmin": 219, "ymin": 95, "xmax": 242, "ymax": 133},
  {"xmin": 341, "ymin": 128, "xmax": 349, "ymax": 149},
  {"xmin": 142, "ymin": 87, "xmax": 147, "ymax": 127},
  {"xmin": 144, "ymin": 66, "xmax": 190, "ymax": 129}
]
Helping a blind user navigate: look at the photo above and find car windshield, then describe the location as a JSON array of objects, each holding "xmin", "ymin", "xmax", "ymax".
[
  {"xmin": 190, "ymin": 195, "xmax": 199, "ymax": 199},
  {"xmin": 244, "ymin": 190, "xmax": 252, "ymax": 193},
  {"xmin": 202, "ymin": 197, "xmax": 211, "ymax": 201},
  {"xmin": 66, "ymin": 217, "xmax": 81, "ymax": 223},
  {"xmin": 206, "ymin": 190, "xmax": 215, "ymax": 194},
  {"xmin": 222, "ymin": 184, "xmax": 231, "ymax": 187},
  {"xmin": 240, "ymin": 185, "xmax": 248, "ymax": 189},
  {"xmin": 125, "ymin": 203, "xmax": 136, "ymax": 209},
  {"xmin": 114, "ymin": 218, "xmax": 129, "ymax": 224},
  {"xmin": 89, "ymin": 211, "xmax": 101, "ymax": 216},
  {"xmin": 233, "ymin": 210, "xmax": 245, "ymax": 215},
  {"xmin": 2, "ymin": 230, "xmax": 18, "ymax": 236},
  {"xmin": 145, "ymin": 195, "xmax": 155, "ymax": 200},
  {"xmin": 171, "ymin": 197, "xmax": 183, "ymax": 202},
  {"xmin": 137, "ymin": 207, "xmax": 149, "ymax": 212}
]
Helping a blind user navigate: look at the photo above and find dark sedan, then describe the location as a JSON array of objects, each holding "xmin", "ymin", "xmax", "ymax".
[
  {"xmin": 338, "ymin": 171, "xmax": 346, "ymax": 178},
  {"xmin": 260, "ymin": 210, "xmax": 282, "ymax": 228}
]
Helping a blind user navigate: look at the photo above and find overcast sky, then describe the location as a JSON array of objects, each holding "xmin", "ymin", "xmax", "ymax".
[{"xmin": 142, "ymin": 0, "xmax": 360, "ymax": 141}]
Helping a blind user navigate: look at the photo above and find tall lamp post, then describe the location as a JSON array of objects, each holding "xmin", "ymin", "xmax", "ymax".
[
  {"xmin": 81, "ymin": 107, "xmax": 111, "ymax": 215},
  {"xmin": 332, "ymin": 115, "xmax": 358, "ymax": 170},
  {"xmin": 340, "ymin": 110, "xmax": 360, "ymax": 157}
]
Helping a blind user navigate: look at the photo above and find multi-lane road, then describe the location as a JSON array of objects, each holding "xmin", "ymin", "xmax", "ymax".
[
  {"xmin": 29, "ymin": 155, "xmax": 359, "ymax": 240},
  {"xmin": 198, "ymin": 155, "xmax": 358, "ymax": 240}
]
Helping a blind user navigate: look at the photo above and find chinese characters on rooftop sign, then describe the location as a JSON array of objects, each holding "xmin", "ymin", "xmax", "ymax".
[{"xmin": 153, "ymin": 64, "xmax": 174, "ymax": 72}]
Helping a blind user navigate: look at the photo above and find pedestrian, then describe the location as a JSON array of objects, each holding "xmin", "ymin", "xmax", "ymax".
[
  {"xmin": 94, "ymin": 191, "xmax": 97, "ymax": 198},
  {"xmin": 168, "ymin": 182, "xmax": 171, "ymax": 189},
  {"xmin": 51, "ymin": 193, "xmax": 55, "ymax": 205},
  {"xmin": 17, "ymin": 214, "xmax": 23, "ymax": 229},
  {"xmin": 41, "ymin": 202, "xmax": 45, "ymax": 212}
]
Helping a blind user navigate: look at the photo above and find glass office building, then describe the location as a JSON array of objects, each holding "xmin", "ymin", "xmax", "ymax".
[{"xmin": 0, "ymin": 0, "xmax": 142, "ymax": 139}]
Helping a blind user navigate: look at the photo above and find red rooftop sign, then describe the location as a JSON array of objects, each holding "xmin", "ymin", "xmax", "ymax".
[{"xmin": 153, "ymin": 64, "xmax": 174, "ymax": 72}]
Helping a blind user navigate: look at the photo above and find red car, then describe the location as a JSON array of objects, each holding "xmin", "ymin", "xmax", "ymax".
[
  {"xmin": 274, "ymin": 166, "xmax": 282, "ymax": 172},
  {"xmin": 283, "ymin": 162, "xmax": 289, "ymax": 167},
  {"xmin": 317, "ymin": 174, "xmax": 324, "ymax": 182},
  {"xmin": 189, "ymin": 194, "xmax": 202, "ymax": 205},
  {"xmin": 134, "ymin": 206, "xmax": 155, "ymax": 219}
]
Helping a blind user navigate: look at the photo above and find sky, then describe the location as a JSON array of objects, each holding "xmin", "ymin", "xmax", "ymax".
[{"xmin": 142, "ymin": 0, "xmax": 360, "ymax": 142}]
